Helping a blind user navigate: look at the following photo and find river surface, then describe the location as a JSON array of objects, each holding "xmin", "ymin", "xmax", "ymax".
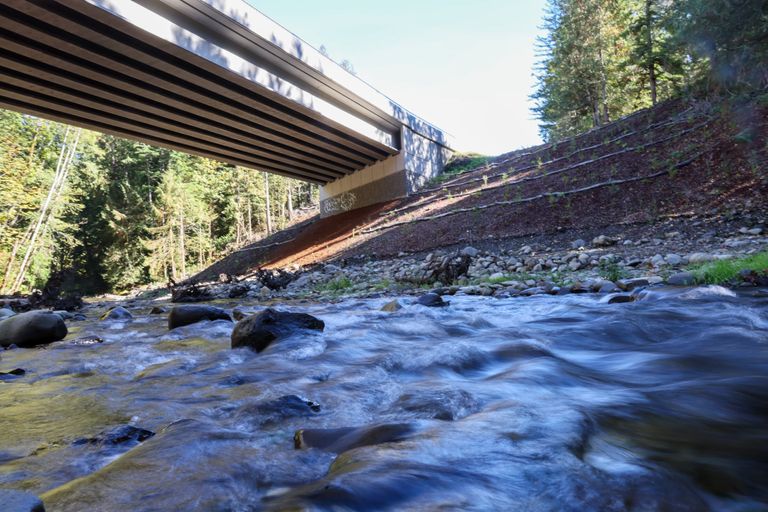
[{"xmin": 1, "ymin": 286, "xmax": 767, "ymax": 511}]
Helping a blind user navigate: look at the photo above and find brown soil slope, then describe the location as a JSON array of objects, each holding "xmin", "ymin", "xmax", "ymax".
[{"xmin": 193, "ymin": 96, "xmax": 768, "ymax": 282}]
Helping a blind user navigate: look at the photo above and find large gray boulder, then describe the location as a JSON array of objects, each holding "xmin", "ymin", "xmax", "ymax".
[
  {"xmin": 231, "ymin": 308, "xmax": 324, "ymax": 352},
  {"xmin": 0, "ymin": 489, "xmax": 45, "ymax": 511},
  {"xmin": 0, "ymin": 311, "xmax": 67, "ymax": 348},
  {"xmin": 168, "ymin": 305, "xmax": 231, "ymax": 330}
]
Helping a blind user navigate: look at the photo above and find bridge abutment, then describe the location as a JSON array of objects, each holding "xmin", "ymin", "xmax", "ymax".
[{"xmin": 319, "ymin": 127, "xmax": 453, "ymax": 216}]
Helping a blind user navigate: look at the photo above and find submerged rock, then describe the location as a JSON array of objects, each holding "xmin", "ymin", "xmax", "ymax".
[
  {"xmin": 416, "ymin": 293, "xmax": 449, "ymax": 307},
  {"xmin": 294, "ymin": 423, "xmax": 415, "ymax": 453},
  {"xmin": 0, "ymin": 308, "xmax": 16, "ymax": 320},
  {"xmin": 231, "ymin": 308, "xmax": 324, "ymax": 352},
  {"xmin": 608, "ymin": 294, "xmax": 636, "ymax": 304},
  {"xmin": 0, "ymin": 368, "xmax": 26, "ymax": 381},
  {"xmin": 73, "ymin": 425, "xmax": 155, "ymax": 446},
  {"xmin": 168, "ymin": 305, "xmax": 231, "ymax": 330},
  {"xmin": 0, "ymin": 489, "xmax": 45, "ymax": 512},
  {"xmin": 149, "ymin": 306, "xmax": 168, "ymax": 315},
  {"xmin": 380, "ymin": 300, "xmax": 403, "ymax": 312},
  {"xmin": 0, "ymin": 311, "xmax": 67, "ymax": 348},
  {"xmin": 99, "ymin": 306, "xmax": 132, "ymax": 321}
]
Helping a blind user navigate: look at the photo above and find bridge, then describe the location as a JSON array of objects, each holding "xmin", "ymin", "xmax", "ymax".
[{"xmin": 0, "ymin": 0, "xmax": 452, "ymax": 216}]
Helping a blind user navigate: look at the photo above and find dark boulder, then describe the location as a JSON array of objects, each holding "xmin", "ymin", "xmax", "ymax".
[
  {"xmin": 294, "ymin": 423, "xmax": 415, "ymax": 453},
  {"xmin": 168, "ymin": 305, "xmax": 231, "ymax": 330},
  {"xmin": 0, "ymin": 489, "xmax": 45, "ymax": 512},
  {"xmin": 237, "ymin": 395, "xmax": 321, "ymax": 426},
  {"xmin": 149, "ymin": 306, "xmax": 168, "ymax": 315},
  {"xmin": 416, "ymin": 292, "xmax": 449, "ymax": 307},
  {"xmin": 227, "ymin": 284, "xmax": 249, "ymax": 298},
  {"xmin": 0, "ymin": 311, "xmax": 67, "ymax": 348},
  {"xmin": 608, "ymin": 294, "xmax": 636, "ymax": 304},
  {"xmin": 99, "ymin": 306, "xmax": 132, "ymax": 321},
  {"xmin": 73, "ymin": 425, "xmax": 155, "ymax": 447},
  {"xmin": 0, "ymin": 368, "xmax": 26, "ymax": 381},
  {"xmin": 171, "ymin": 283, "xmax": 213, "ymax": 303},
  {"xmin": 231, "ymin": 308, "xmax": 324, "ymax": 352}
]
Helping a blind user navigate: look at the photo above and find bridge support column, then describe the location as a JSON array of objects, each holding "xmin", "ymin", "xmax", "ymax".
[{"xmin": 319, "ymin": 127, "xmax": 452, "ymax": 216}]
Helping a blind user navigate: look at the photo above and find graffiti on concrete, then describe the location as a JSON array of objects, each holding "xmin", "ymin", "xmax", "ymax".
[{"xmin": 321, "ymin": 192, "xmax": 357, "ymax": 215}]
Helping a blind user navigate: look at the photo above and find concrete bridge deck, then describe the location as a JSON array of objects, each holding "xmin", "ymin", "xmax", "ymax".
[{"xmin": 0, "ymin": 0, "xmax": 452, "ymax": 214}]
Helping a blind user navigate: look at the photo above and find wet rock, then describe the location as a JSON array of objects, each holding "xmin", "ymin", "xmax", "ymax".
[
  {"xmin": 0, "ymin": 311, "xmax": 67, "ymax": 348},
  {"xmin": 73, "ymin": 425, "xmax": 155, "ymax": 446},
  {"xmin": 231, "ymin": 308, "xmax": 324, "ymax": 352},
  {"xmin": 239, "ymin": 395, "xmax": 321, "ymax": 425},
  {"xmin": 395, "ymin": 389, "xmax": 477, "ymax": 420},
  {"xmin": 171, "ymin": 282, "xmax": 213, "ymax": 303},
  {"xmin": 53, "ymin": 310, "xmax": 74, "ymax": 321},
  {"xmin": 68, "ymin": 335, "xmax": 104, "ymax": 346},
  {"xmin": 667, "ymin": 272, "xmax": 697, "ymax": 286},
  {"xmin": 100, "ymin": 306, "xmax": 132, "ymax": 321},
  {"xmin": 149, "ymin": 306, "xmax": 168, "ymax": 315},
  {"xmin": 738, "ymin": 270, "xmax": 768, "ymax": 286},
  {"xmin": 381, "ymin": 300, "xmax": 403, "ymax": 312},
  {"xmin": 294, "ymin": 423, "xmax": 414, "ymax": 453},
  {"xmin": 0, "ymin": 368, "xmax": 26, "ymax": 381},
  {"xmin": 416, "ymin": 293, "xmax": 449, "ymax": 307},
  {"xmin": 0, "ymin": 308, "xmax": 16, "ymax": 320},
  {"xmin": 71, "ymin": 313, "xmax": 87, "ymax": 322},
  {"xmin": 168, "ymin": 305, "xmax": 231, "ymax": 330},
  {"xmin": 598, "ymin": 281, "xmax": 620, "ymax": 293},
  {"xmin": 231, "ymin": 307, "xmax": 248, "ymax": 321},
  {"xmin": 0, "ymin": 489, "xmax": 45, "ymax": 512},
  {"xmin": 617, "ymin": 278, "xmax": 649, "ymax": 291},
  {"xmin": 608, "ymin": 294, "xmax": 636, "ymax": 304}
]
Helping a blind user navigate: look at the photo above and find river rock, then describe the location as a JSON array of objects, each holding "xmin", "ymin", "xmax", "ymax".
[
  {"xmin": 0, "ymin": 368, "xmax": 26, "ymax": 381},
  {"xmin": 149, "ymin": 306, "xmax": 168, "ymax": 315},
  {"xmin": 0, "ymin": 308, "xmax": 16, "ymax": 320},
  {"xmin": 598, "ymin": 281, "xmax": 620, "ymax": 293},
  {"xmin": 416, "ymin": 292, "xmax": 449, "ymax": 307},
  {"xmin": 100, "ymin": 306, "xmax": 132, "ymax": 321},
  {"xmin": 381, "ymin": 300, "xmax": 403, "ymax": 312},
  {"xmin": 294, "ymin": 423, "xmax": 414, "ymax": 453},
  {"xmin": 616, "ymin": 278, "xmax": 649, "ymax": 291},
  {"xmin": 237, "ymin": 395, "xmax": 321, "ymax": 426},
  {"xmin": 0, "ymin": 311, "xmax": 67, "ymax": 348},
  {"xmin": 665, "ymin": 253, "xmax": 683, "ymax": 266},
  {"xmin": 608, "ymin": 294, "xmax": 636, "ymax": 304},
  {"xmin": 667, "ymin": 272, "xmax": 697, "ymax": 286},
  {"xmin": 168, "ymin": 305, "xmax": 231, "ymax": 330},
  {"xmin": 570, "ymin": 239, "xmax": 586, "ymax": 249},
  {"xmin": 460, "ymin": 246, "xmax": 479, "ymax": 258},
  {"xmin": 0, "ymin": 489, "xmax": 45, "ymax": 512},
  {"xmin": 73, "ymin": 425, "xmax": 155, "ymax": 446},
  {"xmin": 231, "ymin": 308, "xmax": 324, "ymax": 352},
  {"xmin": 227, "ymin": 284, "xmax": 249, "ymax": 298}
]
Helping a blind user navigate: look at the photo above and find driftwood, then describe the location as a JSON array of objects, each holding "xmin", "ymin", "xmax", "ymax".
[
  {"xmin": 383, "ymin": 117, "xmax": 712, "ymax": 219},
  {"xmin": 363, "ymin": 151, "xmax": 708, "ymax": 235}
]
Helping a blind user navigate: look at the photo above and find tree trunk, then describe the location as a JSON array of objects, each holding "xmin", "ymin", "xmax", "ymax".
[
  {"xmin": 646, "ymin": 0, "xmax": 657, "ymax": 105},
  {"xmin": 11, "ymin": 127, "xmax": 80, "ymax": 293},
  {"xmin": 179, "ymin": 209, "xmax": 186, "ymax": 278},
  {"xmin": 288, "ymin": 184, "xmax": 294, "ymax": 220},
  {"xmin": 264, "ymin": 172, "xmax": 273, "ymax": 235}
]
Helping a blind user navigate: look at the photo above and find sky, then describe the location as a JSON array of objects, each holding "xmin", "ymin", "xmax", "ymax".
[{"xmin": 248, "ymin": 0, "xmax": 548, "ymax": 155}]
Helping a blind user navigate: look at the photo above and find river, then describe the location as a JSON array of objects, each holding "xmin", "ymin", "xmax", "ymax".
[{"xmin": 1, "ymin": 286, "xmax": 767, "ymax": 511}]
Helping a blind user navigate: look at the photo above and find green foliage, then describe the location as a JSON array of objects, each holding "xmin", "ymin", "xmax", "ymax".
[
  {"xmin": 532, "ymin": 0, "xmax": 768, "ymax": 140},
  {"xmin": 690, "ymin": 252, "xmax": 768, "ymax": 285},
  {"xmin": 0, "ymin": 110, "xmax": 319, "ymax": 294},
  {"xmin": 428, "ymin": 153, "xmax": 490, "ymax": 185},
  {"xmin": 317, "ymin": 276, "xmax": 353, "ymax": 293},
  {"xmin": 598, "ymin": 260, "xmax": 627, "ymax": 282}
]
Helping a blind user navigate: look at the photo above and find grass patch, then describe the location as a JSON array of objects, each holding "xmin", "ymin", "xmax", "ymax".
[
  {"xmin": 689, "ymin": 251, "xmax": 768, "ymax": 285},
  {"xmin": 316, "ymin": 276, "xmax": 353, "ymax": 293},
  {"xmin": 427, "ymin": 153, "xmax": 491, "ymax": 186},
  {"xmin": 598, "ymin": 261, "xmax": 628, "ymax": 282}
]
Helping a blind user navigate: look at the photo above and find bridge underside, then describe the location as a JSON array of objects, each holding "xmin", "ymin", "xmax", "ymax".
[{"xmin": 0, "ymin": 0, "xmax": 451, "ymax": 211}]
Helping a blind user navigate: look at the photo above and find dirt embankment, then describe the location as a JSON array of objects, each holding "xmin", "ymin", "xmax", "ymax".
[{"xmin": 191, "ymin": 95, "xmax": 768, "ymax": 283}]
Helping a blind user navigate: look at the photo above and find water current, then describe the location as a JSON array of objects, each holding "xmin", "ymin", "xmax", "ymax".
[{"xmin": 1, "ymin": 286, "xmax": 767, "ymax": 511}]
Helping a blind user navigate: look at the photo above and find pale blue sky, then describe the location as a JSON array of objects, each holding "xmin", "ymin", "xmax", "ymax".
[{"xmin": 249, "ymin": 1, "xmax": 547, "ymax": 155}]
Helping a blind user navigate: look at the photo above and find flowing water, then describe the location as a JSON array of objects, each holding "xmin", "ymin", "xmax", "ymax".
[{"xmin": 1, "ymin": 286, "xmax": 767, "ymax": 511}]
